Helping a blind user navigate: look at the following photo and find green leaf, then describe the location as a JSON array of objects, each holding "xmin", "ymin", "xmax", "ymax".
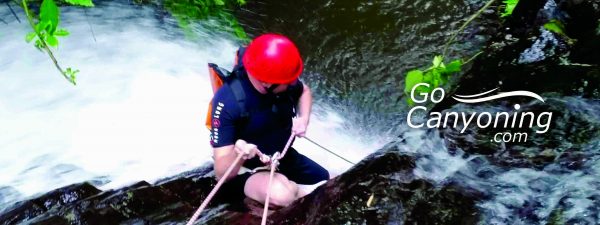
[
  {"xmin": 35, "ymin": 39, "xmax": 44, "ymax": 50},
  {"xmin": 54, "ymin": 29, "xmax": 70, "ymax": 36},
  {"xmin": 404, "ymin": 69, "xmax": 424, "ymax": 94},
  {"xmin": 237, "ymin": 0, "xmax": 246, "ymax": 5},
  {"xmin": 501, "ymin": 0, "xmax": 518, "ymax": 17},
  {"xmin": 445, "ymin": 59, "xmax": 462, "ymax": 73},
  {"xmin": 40, "ymin": 0, "xmax": 60, "ymax": 34},
  {"xmin": 431, "ymin": 70, "xmax": 441, "ymax": 87},
  {"xmin": 214, "ymin": 0, "xmax": 225, "ymax": 5},
  {"xmin": 439, "ymin": 73, "xmax": 449, "ymax": 84},
  {"xmin": 46, "ymin": 35, "xmax": 59, "ymax": 47},
  {"xmin": 432, "ymin": 55, "xmax": 444, "ymax": 68},
  {"xmin": 406, "ymin": 97, "xmax": 415, "ymax": 106},
  {"xmin": 35, "ymin": 20, "xmax": 50, "ymax": 34},
  {"xmin": 422, "ymin": 70, "xmax": 433, "ymax": 84},
  {"xmin": 64, "ymin": 0, "xmax": 94, "ymax": 7},
  {"xmin": 26, "ymin": 32, "xmax": 37, "ymax": 43},
  {"xmin": 543, "ymin": 19, "xmax": 566, "ymax": 36},
  {"xmin": 65, "ymin": 67, "xmax": 79, "ymax": 85}
]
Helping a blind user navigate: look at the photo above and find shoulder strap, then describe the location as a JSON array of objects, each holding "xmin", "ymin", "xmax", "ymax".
[
  {"xmin": 226, "ymin": 76, "xmax": 249, "ymax": 119},
  {"xmin": 229, "ymin": 46, "xmax": 248, "ymax": 118},
  {"xmin": 236, "ymin": 47, "xmax": 246, "ymax": 66}
]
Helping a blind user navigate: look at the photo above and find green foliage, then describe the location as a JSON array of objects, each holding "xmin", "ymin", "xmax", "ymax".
[
  {"xmin": 40, "ymin": 0, "xmax": 59, "ymax": 34},
  {"xmin": 64, "ymin": 0, "xmax": 94, "ymax": 7},
  {"xmin": 403, "ymin": 56, "xmax": 462, "ymax": 105},
  {"xmin": 164, "ymin": 0, "xmax": 249, "ymax": 42},
  {"xmin": 544, "ymin": 19, "xmax": 576, "ymax": 44},
  {"xmin": 65, "ymin": 67, "xmax": 79, "ymax": 84},
  {"xmin": 404, "ymin": 0, "xmax": 506, "ymax": 106},
  {"xmin": 501, "ymin": 0, "xmax": 519, "ymax": 17},
  {"xmin": 22, "ymin": 0, "xmax": 93, "ymax": 85},
  {"xmin": 25, "ymin": 0, "xmax": 72, "ymax": 49},
  {"xmin": 543, "ymin": 19, "xmax": 566, "ymax": 36},
  {"xmin": 26, "ymin": 0, "xmax": 62, "ymax": 48}
]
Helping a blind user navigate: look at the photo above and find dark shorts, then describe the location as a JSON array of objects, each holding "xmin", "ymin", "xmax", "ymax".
[{"xmin": 217, "ymin": 147, "xmax": 329, "ymax": 204}]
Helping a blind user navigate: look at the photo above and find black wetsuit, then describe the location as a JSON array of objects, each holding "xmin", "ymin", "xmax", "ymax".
[{"xmin": 209, "ymin": 68, "xmax": 329, "ymax": 202}]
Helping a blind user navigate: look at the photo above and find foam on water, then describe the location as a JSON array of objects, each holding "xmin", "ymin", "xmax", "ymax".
[
  {"xmin": 0, "ymin": 2, "xmax": 384, "ymax": 208},
  {"xmin": 403, "ymin": 114, "xmax": 600, "ymax": 224}
]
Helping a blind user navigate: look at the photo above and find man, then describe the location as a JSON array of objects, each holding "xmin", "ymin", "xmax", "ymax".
[{"xmin": 210, "ymin": 34, "xmax": 329, "ymax": 207}]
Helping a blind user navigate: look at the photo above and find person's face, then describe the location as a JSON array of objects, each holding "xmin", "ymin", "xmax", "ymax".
[{"xmin": 248, "ymin": 72, "xmax": 291, "ymax": 94}]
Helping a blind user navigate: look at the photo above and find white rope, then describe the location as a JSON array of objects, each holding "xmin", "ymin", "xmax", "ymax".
[{"xmin": 261, "ymin": 152, "xmax": 280, "ymax": 225}]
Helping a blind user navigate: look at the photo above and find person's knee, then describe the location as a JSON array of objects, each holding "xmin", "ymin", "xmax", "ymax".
[
  {"xmin": 244, "ymin": 173, "xmax": 299, "ymax": 207},
  {"xmin": 268, "ymin": 174, "xmax": 298, "ymax": 207}
]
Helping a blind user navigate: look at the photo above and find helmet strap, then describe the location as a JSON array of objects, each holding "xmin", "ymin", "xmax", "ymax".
[{"xmin": 266, "ymin": 84, "xmax": 280, "ymax": 95}]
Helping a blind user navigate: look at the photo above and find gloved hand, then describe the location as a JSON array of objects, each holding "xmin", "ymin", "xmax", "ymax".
[{"xmin": 234, "ymin": 139, "xmax": 271, "ymax": 163}]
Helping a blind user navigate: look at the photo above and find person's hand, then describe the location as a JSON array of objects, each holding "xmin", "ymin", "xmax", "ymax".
[
  {"xmin": 234, "ymin": 139, "xmax": 259, "ymax": 160},
  {"xmin": 234, "ymin": 139, "xmax": 271, "ymax": 164},
  {"xmin": 292, "ymin": 117, "xmax": 309, "ymax": 137}
]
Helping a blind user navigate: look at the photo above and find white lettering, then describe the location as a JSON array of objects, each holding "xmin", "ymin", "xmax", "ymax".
[
  {"xmin": 410, "ymin": 83, "xmax": 430, "ymax": 104},
  {"xmin": 407, "ymin": 106, "xmax": 427, "ymax": 128}
]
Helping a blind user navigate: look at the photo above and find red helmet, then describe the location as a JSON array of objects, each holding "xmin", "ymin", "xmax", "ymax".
[{"xmin": 242, "ymin": 34, "xmax": 303, "ymax": 84}]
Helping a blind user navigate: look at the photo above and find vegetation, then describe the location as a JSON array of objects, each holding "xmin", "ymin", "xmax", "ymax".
[
  {"xmin": 543, "ymin": 19, "xmax": 576, "ymax": 44},
  {"xmin": 163, "ymin": 0, "xmax": 249, "ymax": 42},
  {"xmin": 22, "ymin": 0, "xmax": 93, "ymax": 85},
  {"xmin": 21, "ymin": 0, "xmax": 249, "ymax": 85},
  {"xmin": 500, "ymin": 0, "xmax": 518, "ymax": 17},
  {"xmin": 403, "ymin": 0, "xmax": 502, "ymax": 105}
]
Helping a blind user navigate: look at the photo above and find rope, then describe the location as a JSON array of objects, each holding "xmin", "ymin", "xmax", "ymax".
[
  {"xmin": 185, "ymin": 153, "xmax": 244, "ymax": 225},
  {"xmin": 277, "ymin": 132, "xmax": 296, "ymax": 160},
  {"xmin": 304, "ymin": 136, "xmax": 355, "ymax": 165},
  {"xmin": 259, "ymin": 132, "xmax": 294, "ymax": 224},
  {"xmin": 261, "ymin": 152, "xmax": 280, "ymax": 225},
  {"xmin": 186, "ymin": 133, "xmax": 293, "ymax": 225}
]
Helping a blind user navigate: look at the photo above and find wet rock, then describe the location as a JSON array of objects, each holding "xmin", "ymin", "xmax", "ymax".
[
  {"xmin": 0, "ymin": 144, "xmax": 482, "ymax": 225},
  {"xmin": 269, "ymin": 143, "xmax": 481, "ymax": 225},
  {"xmin": 0, "ymin": 165, "xmax": 217, "ymax": 225},
  {"xmin": 0, "ymin": 182, "xmax": 101, "ymax": 225}
]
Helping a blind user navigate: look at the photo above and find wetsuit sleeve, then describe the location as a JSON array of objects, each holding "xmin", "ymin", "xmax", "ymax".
[
  {"xmin": 209, "ymin": 87, "xmax": 240, "ymax": 148},
  {"xmin": 287, "ymin": 80, "xmax": 304, "ymax": 102}
]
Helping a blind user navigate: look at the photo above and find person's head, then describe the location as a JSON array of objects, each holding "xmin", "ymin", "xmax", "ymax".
[{"xmin": 243, "ymin": 33, "xmax": 303, "ymax": 94}]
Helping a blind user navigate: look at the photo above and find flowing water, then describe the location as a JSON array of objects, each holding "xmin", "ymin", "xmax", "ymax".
[{"xmin": 2, "ymin": 0, "xmax": 599, "ymax": 224}]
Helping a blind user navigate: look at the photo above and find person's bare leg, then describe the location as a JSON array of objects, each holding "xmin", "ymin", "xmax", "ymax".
[{"xmin": 244, "ymin": 172, "xmax": 299, "ymax": 207}]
